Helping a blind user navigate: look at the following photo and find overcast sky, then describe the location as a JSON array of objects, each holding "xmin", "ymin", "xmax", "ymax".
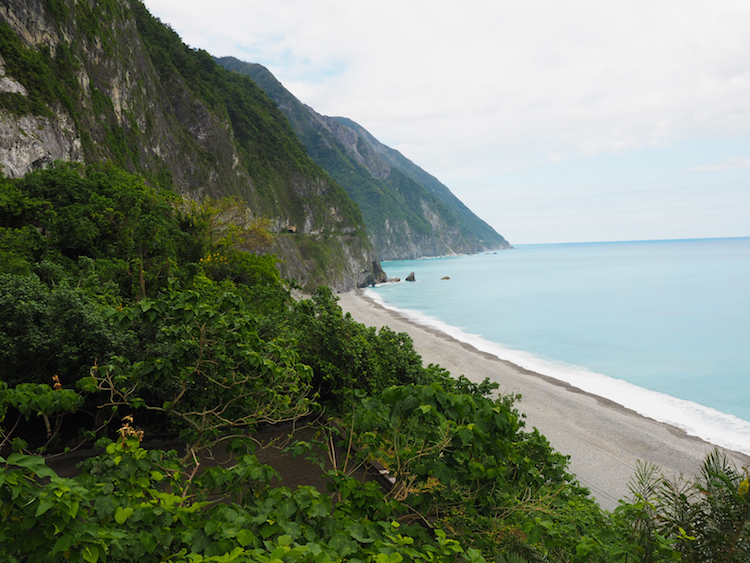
[{"xmin": 143, "ymin": 0, "xmax": 750, "ymax": 245}]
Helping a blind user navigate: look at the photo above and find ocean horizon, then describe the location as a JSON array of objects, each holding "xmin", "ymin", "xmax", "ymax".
[{"xmin": 368, "ymin": 236, "xmax": 750, "ymax": 455}]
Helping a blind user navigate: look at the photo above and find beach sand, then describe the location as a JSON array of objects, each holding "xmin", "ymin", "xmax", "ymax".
[{"xmin": 337, "ymin": 289, "xmax": 750, "ymax": 511}]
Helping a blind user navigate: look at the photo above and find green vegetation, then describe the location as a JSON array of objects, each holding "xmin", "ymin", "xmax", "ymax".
[
  {"xmin": 0, "ymin": 21, "xmax": 80, "ymax": 119},
  {"xmin": 74, "ymin": 0, "xmax": 123, "ymax": 51},
  {"xmin": 45, "ymin": 0, "xmax": 70, "ymax": 25},
  {"xmin": 2, "ymin": 164, "xmax": 750, "ymax": 562}
]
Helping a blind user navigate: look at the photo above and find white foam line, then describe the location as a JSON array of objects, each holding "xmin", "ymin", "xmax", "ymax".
[{"xmin": 364, "ymin": 289, "xmax": 750, "ymax": 456}]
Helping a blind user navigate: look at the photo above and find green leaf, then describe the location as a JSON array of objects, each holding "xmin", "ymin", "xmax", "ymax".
[
  {"xmin": 329, "ymin": 533, "xmax": 355, "ymax": 556},
  {"xmin": 114, "ymin": 506, "xmax": 134, "ymax": 524},
  {"xmin": 527, "ymin": 526, "xmax": 543, "ymax": 545},
  {"xmin": 260, "ymin": 522, "xmax": 277, "ymax": 539},
  {"xmin": 457, "ymin": 426, "xmax": 473, "ymax": 445},
  {"xmin": 66, "ymin": 500, "xmax": 80, "ymax": 519},
  {"xmin": 236, "ymin": 528, "xmax": 254, "ymax": 547},
  {"xmin": 82, "ymin": 545, "xmax": 99, "ymax": 563},
  {"xmin": 51, "ymin": 535, "xmax": 75, "ymax": 557},
  {"xmin": 204, "ymin": 520, "xmax": 219, "ymax": 536},
  {"xmin": 280, "ymin": 498, "xmax": 296, "ymax": 518},
  {"xmin": 141, "ymin": 533, "xmax": 158, "ymax": 554},
  {"xmin": 130, "ymin": 397, "xmax": 146, "ymax": 409},
  {"xmin": 7, "ymin": 453, "xmax": 56, "ymax": 479},
  {"xmin": 35, "ymin": 499, "xmax": 56, "ymax": 517}
]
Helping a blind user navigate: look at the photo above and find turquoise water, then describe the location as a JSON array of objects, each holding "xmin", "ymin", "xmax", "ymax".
[{"xmin": 369, "ymin": 237, "xmax": 750, "ymax": 454}]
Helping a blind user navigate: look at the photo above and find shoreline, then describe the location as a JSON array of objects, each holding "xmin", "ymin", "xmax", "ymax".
[{"xmin": 337, "ymin": 289, "xmax": 750, "ymax": 511}]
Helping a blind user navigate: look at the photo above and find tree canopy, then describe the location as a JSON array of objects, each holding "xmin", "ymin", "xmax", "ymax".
[{"xmin": 1, "ymin": 164, "xmax": 749, "ymax": 562}]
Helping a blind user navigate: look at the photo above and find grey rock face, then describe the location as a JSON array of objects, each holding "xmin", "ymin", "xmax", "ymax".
[{"xmin": 0, "ymin": 109, "xmax": 83, "ymax": 177}]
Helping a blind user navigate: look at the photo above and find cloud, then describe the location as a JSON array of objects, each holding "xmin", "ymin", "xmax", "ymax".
[
  {"xmin": 145, "ymin": 1, "xmax": 750, "ymax": 155},
  {"xmin": 690, "ymin": 156, "xmax": 750, "ymax": 171},
  {"xmin": 142, "ymin": 0, "xmax": 750, "ymax": 243}
]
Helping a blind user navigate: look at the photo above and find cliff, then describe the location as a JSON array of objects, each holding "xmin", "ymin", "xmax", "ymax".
[
  {"xmin": 217, "ymin": 57, "xmax": 511, "ymax": 260},
  {"xmin": 0, "ymin": 0, "xmax": 384, "ymax": 291}
]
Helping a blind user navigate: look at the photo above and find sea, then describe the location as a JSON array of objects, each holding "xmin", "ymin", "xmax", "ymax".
[{"xmin": 367, "ymin": 237, "xmax": 750, "ymax": 455}]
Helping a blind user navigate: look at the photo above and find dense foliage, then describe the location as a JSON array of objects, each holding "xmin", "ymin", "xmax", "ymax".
[{"xmin": 1, "ymin": 164, "xmax": 749, "ymax": 562}]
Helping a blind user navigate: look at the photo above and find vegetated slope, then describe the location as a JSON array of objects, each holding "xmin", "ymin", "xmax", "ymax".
[
  {"xmin": 3, "ymin": 163, "xmax": 749, "ymax": 563},
  {"xmin": 0, "ymin": 0, "xmax": 384, "ymax": 290},
  {"xmin": 217, "ymin": 56, "xmax": 511, "ymax": 260}
]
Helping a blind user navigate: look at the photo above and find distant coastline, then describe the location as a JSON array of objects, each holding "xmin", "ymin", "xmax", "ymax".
[
  {"xmin": 372, "ymin": 237, "xmax": 750, "ymax": 451},
  {"xmin": 362, "ymin": 288, "xmax": 750, "ymax": 457}
]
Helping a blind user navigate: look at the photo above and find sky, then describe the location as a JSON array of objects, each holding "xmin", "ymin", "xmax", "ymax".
[{"xmin": 143, "ymin": 0, "xmax": 750, "ymax": 245}]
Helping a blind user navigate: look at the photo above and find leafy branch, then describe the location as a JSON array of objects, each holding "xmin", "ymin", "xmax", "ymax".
[{"xmin": 82, "ymin": 286, "xmax": 315, "ymax": 462}]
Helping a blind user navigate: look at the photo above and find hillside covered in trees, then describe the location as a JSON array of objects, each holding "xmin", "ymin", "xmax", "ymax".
[
  {"xmin": 2, "ymin": 163, "xmax": 750, "ymax": 562},
  {"xmin": 216, "ymin": 57, "xmax": 510, "ymax": 261},
  {"xmin": 0, "ymin": 0, "xmax": 383, "ymax": 290}
]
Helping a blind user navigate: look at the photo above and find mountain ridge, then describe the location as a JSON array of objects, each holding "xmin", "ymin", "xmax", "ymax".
[{"xmin": 216, "ymin": 56, "xmax": 511, "ymax": 260}]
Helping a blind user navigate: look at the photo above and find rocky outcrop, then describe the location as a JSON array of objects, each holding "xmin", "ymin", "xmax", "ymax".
[
  {"xmin": 405, "ymin": 272, "xmax": 416, "ymax": 282},
  {"xmin": 273, "ymin": 235, "xmax": 386, "ymax": 292},
  {"xmin": 0, "ymin": 108, "xmax": 83, "ymax": 176},
  {"xmin": 0, "ymin": 0, "xmax": 383, "ymax": 290},
  {"xmin": 0, "ymin": 56, "xmax": 26, "ymax": 95},
  {"xmin": 0, "ymin": 50, "xmax": 84, "ymax": 176}
]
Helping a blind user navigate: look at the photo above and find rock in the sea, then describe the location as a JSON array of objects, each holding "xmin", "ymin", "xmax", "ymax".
[
  {"xmin": 405, "ymin": 272, "xmax": 416, "ymax": 282},
  {"xmin": 386, "ymin": 277, "xmax": 401, "ymax": 283},
  {"xmin": 441, "ymin": 276, "xmax": 450, "ymax": 280}
]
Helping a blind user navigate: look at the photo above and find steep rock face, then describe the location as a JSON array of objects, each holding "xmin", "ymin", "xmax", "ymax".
[
  {"xmin": 337, "ymin": 116, "xmax": 512, "ymax": 253},
  {"xmin": 0, "ymin": 0, "xmax": 383, "ymax": 290},
  {"xmin": 217, "ymin": 57, "xmax": 511, "ymax": 260},
  {"xmin": 0, "ymin": 105, "xmax": 83, "ymax": 176},
  {"xmin": 273, "ymin": 233, "xmax": 385, "ymax": 292},
  {"xmin": 310, "ymin": 111, "xmax": 472, "ymax": 259},
  {"xmin": 0, "ymin": 39, "xmax": 83, "ymax": 174}
]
